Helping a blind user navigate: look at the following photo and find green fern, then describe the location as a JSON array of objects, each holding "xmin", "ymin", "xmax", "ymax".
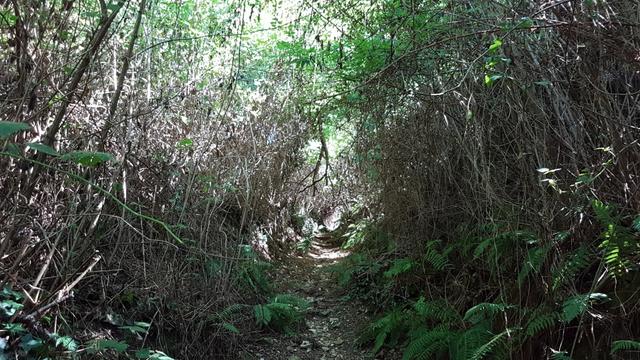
[
  {"xmin": 592, "ymin": 200, "xmax": 614, "ymax": 225},
  {"xmin": 384, "ymin": 258, "xmax": 415, "ymax": 278},
  {"xmin": 611, "ymin": 339, "xmax": 640, "ymax": 354},
  {"xmin": 423, "ymin": 240, "xmax": 450, "ymax": 271},
  {"xmin": 552, "ymin": 245, "xmax": 592, "ymax": 291},
  {"xmin": 561, "ymin": 295, "xmax": 587, "ymax": 323},
  {"xmin": 473, "ymin": 237, "xmax": 494, "ymax": 259},
  {"xmin": 413, "ymin": 297, "xmax": 461, "ymax": 323},
  {"xmin": 598, "ymin": 223, "xmax": 635, "ymax": 278},
  {"xmin": 469, "ymin": 328, "xmax": 516, "ymax": 360},
  {"xmin": 632, "ymin": 216, "xmax": 640, "ymax": 232},
  {"xmin": 561, "ymin": 293, "xmax": 608, "ymax": 323},
  {"xmin": 450, "ymin": 327, "xmax": 493, "ymax": 360},
  {"xmin": 360, "ymin": 308, "xmax": 409, "ymax": 353},
  {"xmin": 463, "ymin": 303, "xmax": 512, "ymax": 325},
  {"xmin": 402, "ymin": 325, "xmax": 453, "ymax": 360},
  {"xmin": 593, "ymin": 200, "xmax": 638, "ymax": 278},
  {"xmin": 525, "ymin": 310, "xmax": 558, "ymax": 337},
  {"xmin": 213, "ymin": 303, "xmax": 247, "ymax": 320},
  {"xmin": 517, "ymin": 244, "xmax": 551, "ymax": 286},
  {"xmin": 474, "ymin": 230, "xmax": 537, "ymax": 260},
  {"xmin": 254, "ymin": 294, "xmax": 308, "ymax": 333},
  {"xmin": 550, "ymin": 349, "xmax": 572, "ymax": 359},
  {"xmin": 254, "ymin": 304, "xmax": 273, "ymax": 326}
]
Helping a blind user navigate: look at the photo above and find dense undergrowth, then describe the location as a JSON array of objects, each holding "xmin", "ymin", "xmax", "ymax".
[
  {"xmin": 2, "ymin": 0, "xmax": 640, "ymax": 358},
  {"xmin": 332, "ymin": 198, "xmax": 640, "ymax": 359}
]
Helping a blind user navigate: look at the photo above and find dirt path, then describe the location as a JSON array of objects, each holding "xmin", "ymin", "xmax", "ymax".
[{"xmin": 244, "ymin": 234, "xmax": 377, "ymax": 360}]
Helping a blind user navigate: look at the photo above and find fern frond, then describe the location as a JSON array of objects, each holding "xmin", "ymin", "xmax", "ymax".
[
  {"xmin": 414, "ymin": 297, "xmax": 461, "ymax": 323},
  {"xmin": 474, "ymin": 237, "xmax": 494, "ymax": 259},
  {"xmin": 450, "ymin": 327, "xmax": 492, "ymax": 360},
  {"xmin": 211, "ymin": 303, "xmax": 247, "ymax": 321},
  {"xmin": 592, "ymin": 199, "xmax": 614, "ymax": 224},
  {"xmin": 632, "ymin": 216, "xmax": 640, "ymax": 232},
  {"xmin": 271, "ymin": 293, "xmax": 309, "ymax": 310},
  {"xmin": 384, "ymin": 258, "xmax": 415, "ymax": 278},
  {"xmin": 469, "ymin": 328, "xmax": 516, "ymax": 360},
  {"xmin": 611, "ymin": 340, "xmax": 640, "ymax": 354},
  {"xmin": 402, "ymin": 325, "xmax": 453, "ymax": 360},
  {"xmin": 360, "ymin": 309, "xmax": 409, "ymax": 353},
  {"xmin": 552, "ymin": 246, "xmax": 592, "ymax": 291},
  {"xmin": 254, "ymin": 304, "xmax": 272, "ymax": 326},
  {"xmin": 464, "ymin": 303, "xmax": 512, "ymax": 324},
  {"xmin": 423, "ymin": 240, "xmax": 450, "ymax": 271},
  {"xmin": 562, "ymin": 292, "xmax": 609, "ymax": 323},
  {"xmin": 517, "ymin": 244, "xmax": 551, "ymax": 286},
  {"xmin": 598, "ymin": 224, "xmax": 635, "ymax": 278},
  {"xmin": 525, "ymin": 311, "xmax": 558, "ymax": 337},
  {"xmin": 473, "ymin": 230, "xmax": 536, "ymax": 261},
  {"xmin": 561, "ymin": 295, "xmax": 587, "ymax": 323},
  {"xmin": 550, "ymin": 349, "xmax": 572, "ymax": 360}
]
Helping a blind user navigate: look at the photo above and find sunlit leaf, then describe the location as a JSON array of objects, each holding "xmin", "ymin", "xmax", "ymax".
[
  {"xmin": 488, "ymin": 39, "xmax": 503, "ymax": 52},
  {"xmin": 176, "ymin": 138, "xmax": 194, "ymax": 149},
  {"xmin": 54, "ymin": 335, "xmax": 78, "ymax": 351}
]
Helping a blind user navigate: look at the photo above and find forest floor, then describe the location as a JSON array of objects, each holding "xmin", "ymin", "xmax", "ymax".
[{"xmin": 243, "ymin": 233, "xmax": 399, "ymax": 360}]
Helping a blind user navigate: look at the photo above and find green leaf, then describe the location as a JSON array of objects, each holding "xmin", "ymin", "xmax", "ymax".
[
  {"xmin": 4, "ymin": 143, "xmax": 21, "ymax": 156},
  {"xmin": 562, "ymin": 295, "xmax": 588, "ymax": 323},
  {"xmin": 19, "ymin": 334, "xmax": 44, "ymax": 353},
  {"xmin": 136, "ymin": 349, "xmax": 152, "ymax": 359},
  {"xmin": 517, "ymin": 17, "xmax": 535, "ymax": 29},
  {"xmin": 611, "ymin": 340, "xmax": 640, "ymax": 354},
  {"xmin": 176, "ymin": 138, "xmax": 194, "ymax": 149},
  {"xmin": 222, "ymin": 322, "xmax": 240, "ymax": 334},
  {"xmin": 0, "ymin": 10, "xmax": 17, "ymax": 27},
  {"xmin": 384, "ymin": 258, "xmax": 414, "ymax": 277},
  {"xmin": 1, "ymin": 286, "xmax": 23, "ymax": 300},
  {"xmin": 3, "ymin": 323, "xmax": 26, "ymax": 335},
  {"xmin": 484, "ymin": 74, "xmax": 503, "ymax": 86},
  {"xmin": 61, "ymin": 151, "xmax": 114, "ymax": 167},
  {"xmin": 119, "ymin": 325, "xmax": 149, "ymax": 334},
  {"xmin": 0, "ymin": 299, "xmax": 23, "ymax": 317},
  {"xmin": 488, "ymin": 39, "xmax": 503, "ymax": 52},
  {"xmin": 0, "ymin": 121, "xmax": 31, "ymax": 138},
  {"xmin": 54, "ymin": 335, "xmax": 78, "ymax": 351},
  {"xmin": 88, "ymin": 339, "xmax": 128, "ymax": 353},
  {"xmin": 106, "ymin": 2, "xmax": 121, "ymax": 12},
  {"xmin": 27, "ymin": 142, "xmax": 59, "ymax": 156},
  {"xmin": 148, "ymin": 350, "xmax": 175, "ymax": 360},
  {"xmin": 632, "ymin": 216, "xmax": 640, "ymax": 232},
  {"xmin": 254, "ymin": 304, "xmax": 272, "ymax": 326},
  {"xmin": 463, "ymin": 303, "xmax": 511, "ymax": 324}
]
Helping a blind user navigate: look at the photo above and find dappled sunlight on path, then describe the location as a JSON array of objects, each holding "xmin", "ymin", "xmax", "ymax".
[{"xmin": 244, "ymin": 233, "xmax": 397, "ymax": 360}]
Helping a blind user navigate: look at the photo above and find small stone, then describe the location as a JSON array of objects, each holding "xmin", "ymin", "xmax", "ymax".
[
  {"xmin": 288, "ymin": 356, "xmax": 302, "ymax": 360},
  {"xmin": 322, "ymin": 346, "xmax": 330, "ymax": 351},
  {"xmin": 300, "ymin": 340, "xmax": 312, "ymax": 349},
  {"xmin": 333, "ymin": 337, "xmax": 344, "ymax": 345}
]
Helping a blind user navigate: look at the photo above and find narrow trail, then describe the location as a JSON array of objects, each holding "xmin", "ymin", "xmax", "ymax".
[{"xmin": 246, "ymin": 233, "xmax": 390, "ymax": 360}]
